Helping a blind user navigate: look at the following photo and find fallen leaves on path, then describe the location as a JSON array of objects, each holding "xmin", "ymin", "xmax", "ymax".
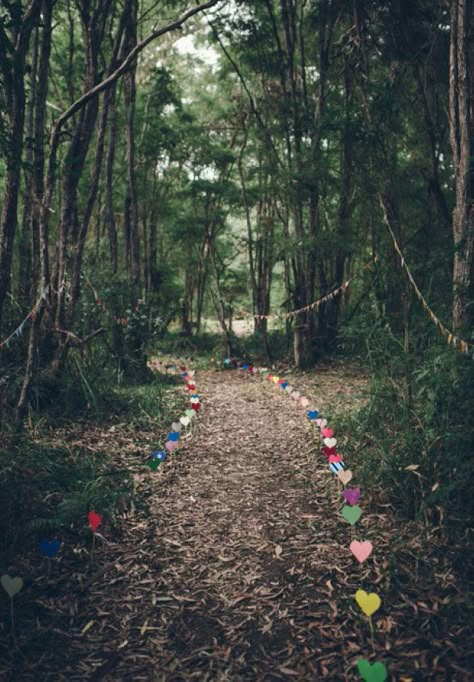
[{"xmin": 0, "ymin": 366, "xmax": 472, "ymax": 680}]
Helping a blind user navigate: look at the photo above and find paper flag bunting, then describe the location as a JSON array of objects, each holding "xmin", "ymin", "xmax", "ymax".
[
  {"xmin": 1, "ymin": 575, "xmax": 23, "ymax": 598},
  {"xmin": 355, "ymin": 589, "xmax": 381, "ymax": 617}
]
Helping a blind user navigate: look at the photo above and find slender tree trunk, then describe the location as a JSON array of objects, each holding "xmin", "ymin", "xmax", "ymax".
[{"xmin": 449, "ymin": 0, "xmax": 474, "ymax": 332}]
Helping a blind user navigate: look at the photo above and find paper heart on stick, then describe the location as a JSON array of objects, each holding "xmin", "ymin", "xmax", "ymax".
[
  {"xmin": 88, "ymin": 511, "xmax": 102, "ymax": 532},
  {"xmin": 350, "ymin": 540, "xmax": 373, "ymax": 563},
  {"xmin": 355, "ymin": 589, "xmax": 381, "ymax": 617},
  {"xmin": 341, "ymin": 504, "xmax": 362, "ymax": 524},
  {"xmin": 324, "ymin": 437, "xmax": 337, "ymax": 449},
  {"xmin": 338, "ymin": 469, "xmax": 353, "ymax": 485},
  {"xmin": 40, "ymin": 539, "xmax": 62, "ymax": 558},
  {"xmin": 322, "ymin": 427, "xmax": 334, "ymax": 438},
  {"xmin": 357, "ymin": 659, "xmax": 387, "ymax": 682},
  {"xmin": 180, "ymin": 416, "xmax": 190, "ymax": 427},
  {"xmin": 343, "ymin": 487, "xmax": 361, "ymax": 505},
  {"xmin": 1, "ymin": 575, "xmax": 23, "ymax": 598}
]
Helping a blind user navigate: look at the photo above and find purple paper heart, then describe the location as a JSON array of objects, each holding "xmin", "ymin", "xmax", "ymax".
[{"xmin": 342, "ymin": 487, "xmax": 361, "ymax": 506}]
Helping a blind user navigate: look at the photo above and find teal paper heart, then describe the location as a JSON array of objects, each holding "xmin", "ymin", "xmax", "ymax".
[
  {"xmin": 341, "ymin": 504, "xmax": 362, "ymax": 525},
  {"xmin": 357, "ymin": 659, "xmax": 387, "ymax": 681}
]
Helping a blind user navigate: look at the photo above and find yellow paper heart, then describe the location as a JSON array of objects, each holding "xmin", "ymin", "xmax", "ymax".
[
  {"xmin": 355, "ymin": 589, "xmax": 381, "ymax": 617},
  {"xmin": 1, "ymin": 575, "xmax": 23, "ymax": 598},
  {"xmin": 272, "ymin": 376, "xmax": 279, "ymax": 383}
]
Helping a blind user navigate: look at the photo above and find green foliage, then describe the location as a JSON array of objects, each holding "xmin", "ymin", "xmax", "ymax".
[{"xmin": 340, "ymin": 318, "xmax": 474, "ymax": 539}]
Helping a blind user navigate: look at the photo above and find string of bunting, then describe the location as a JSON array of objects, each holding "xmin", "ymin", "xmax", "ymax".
[
  {"xmin": 252, "ymin": 255, "xmax": 378, "ymax": 321},
  {"xmin": 0, "ymin": 282, "xmax": 70, "ymax": 352},
  {"xmin": 0, "ymin": 285, "xmax": 50, "ymax": 351},
  {"xmin": 225, "ymin": 357, "xmax": 390, "ymax": 681},
  {"xmin": 85, "ymin": 276, "xmax": 143, "ymax": 326},
  {"xmin": 379, "ymin": 195, "xmax": 474, "ymax": 357}
]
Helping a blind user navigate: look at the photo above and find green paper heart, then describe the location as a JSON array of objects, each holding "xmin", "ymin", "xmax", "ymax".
[
  {"xmin": 185, "ymin": 409, "xmax": 195, "ymax": 418},
  {"xmin": 341, "ymin": 504, "xmax": 362, "ymax": 525},
  {"xmin": 357, "ymin": 659, "xmax": 387, "ymax": 681},
  {"xmin": 147, "ymin": 459, "xmax": 160, "ymax": 471}
]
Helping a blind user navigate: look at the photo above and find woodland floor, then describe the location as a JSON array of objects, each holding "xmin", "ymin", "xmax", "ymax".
[{"xmin": 1, "ymin": 363, "xmax": 473, "ymax": 681}]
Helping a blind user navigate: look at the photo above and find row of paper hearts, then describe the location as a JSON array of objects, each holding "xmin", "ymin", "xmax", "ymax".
[{"xmin": 229, "ymin": 360, "xmax": 388, "ymax": 682}]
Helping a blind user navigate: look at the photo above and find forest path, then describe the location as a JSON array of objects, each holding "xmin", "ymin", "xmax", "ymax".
[
  {"xmin": 10, "ymin": 366, "xmax": 471, "ymax": 681},
  {"xmin": 85, "ymin": 366, "xmax": 373, "ymax": 681}
]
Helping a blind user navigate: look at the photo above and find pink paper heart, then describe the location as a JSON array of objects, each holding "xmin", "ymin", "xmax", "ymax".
[
  {"xmin": 300, "ymin": 397, "xmax": 309, "ymax": 407},
  {"xmin": 166, "ymin": 441, "xmax": 178, "ymax": 452},
  {"xmin": 319, "ymin": 419, "xmax": 328, "ymax": 429},
  {"xmin": 329, "ymin": 453, "xmax": 342, "ymax": 464},
  {"xmin": 291, "ymin": 391, "xmax": 301, "ymax": 400},
  {"xmin": 350, "ymin": 540, "xmax": 373, "ymax": 563},
  {"xmin": 322, "ymin": 428, "xmax": 334, "ymax": 438}
]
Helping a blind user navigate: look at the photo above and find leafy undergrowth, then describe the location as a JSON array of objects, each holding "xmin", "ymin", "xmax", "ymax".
[{"xmin": 0, "ymin": 368, "xmax": 189, "ymax": 677}]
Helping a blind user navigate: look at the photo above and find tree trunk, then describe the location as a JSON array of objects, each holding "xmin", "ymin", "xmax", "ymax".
[{"xmin": 449, "ymin": 0, "xmax": 474, "ymax": 332}]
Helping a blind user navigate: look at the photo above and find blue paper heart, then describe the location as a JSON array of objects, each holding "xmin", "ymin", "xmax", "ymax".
[
  {"xmin": 181, "ymin": 371, "xmax": 187, "ymax": 378},
  {"xmin": 40, "ymin": 538, "xmax": 62, "ymax": 558},
  {"xmin": 307, "ymin": 410, "xmax": 319, "ymax": 420},
  {"xmin": 224, "ymin": 358, "xmax": 231, "ymax": 365},
  {"xmin": 167, "ymin": 432, "xmax": 180, "ymax": 442},
  {"xmin": 152, "ymin": 450, "xmax": 167, "ymax": 460},
  {"xmin": 191, "ymin": 394, "xmax": 199, "ymax": 399},
  {"xmin": 281, "ymin": 382, "xmax": 288, "ymax": 389}
]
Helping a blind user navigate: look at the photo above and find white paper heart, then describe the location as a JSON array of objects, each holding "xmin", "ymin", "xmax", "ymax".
[
  {"xmin": 187, "ymin": 370, "xmax": 195, "ymax": 377},
  {"xmin": 180, "ymin": 416, "xmax": 190, "ymax": 427},
  {"xmin": 286, "ymin": 385, "xmax": 294, "ymax": 394},
  {"xmin": 1, "ymin": 575, "xmax": 23, "ymax": 598},
  {"xmin": 171, "ymin": 422, "xmax": 182, "ymax": 432},
  {"xmin": 319, "ymin": 419, "xmax": 328, "ymax": 429},
  {"xmin": 324, "ymin": 437, "xmax": 337, "ymax": 448}
]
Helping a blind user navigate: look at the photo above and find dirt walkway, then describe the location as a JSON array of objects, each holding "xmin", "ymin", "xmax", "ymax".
[{"xmin": 6, "ymin": 367, "xmax": 472, "ymax": 681}]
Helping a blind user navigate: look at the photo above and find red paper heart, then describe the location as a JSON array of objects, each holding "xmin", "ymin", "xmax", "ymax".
[
  {"xmin": 329, "ymin": 453, "xmax": 342, "ymax": 464},
  {"xmin": 322, "ymin": 427, "xmax": 334, "ymax": 438},
  {"xmin": 322, "ymin": 445, "xmax": 337, "ymax": 456},
  {"xmin": 180, "ymin": 366, "xmax": 186, "ymax": 371},
  {"xmin": 88, "ymin": 511, "xmax": 102, "ymax": 532},
  {"xmin": 191, "ymin": 403, "xmax": 200, "ymax": 411},
  {"xmin": 187, "ymin": 383, "xmax": 196, "ymax": 390}
]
